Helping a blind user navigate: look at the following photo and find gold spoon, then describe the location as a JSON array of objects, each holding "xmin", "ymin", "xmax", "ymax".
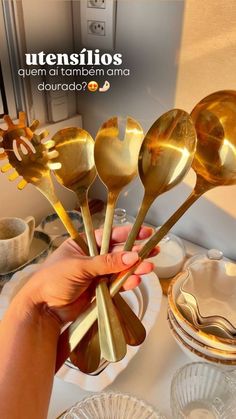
[
  {"xmin": 124, "ymin": 109, "xmax": 197, "ymax": 251},
  {"xmin": 0, "ymin": 113, "xmax": 88, "ymax": 254},
  {"xmin": 52, "ymin": 127, "xmax": 100, "ymax": 373},
  {"xmin": 56, "ymin": 109, "xmax": 197, "ymax": 364},
  {"xmin": 52, "ymin": 127, "xmax": 97, "ymax": 255},
  {"xmin": 93, "ymin": 116, "xmax": 144, "ymax": 362},
  {"xmin": 112, "ymin": 109, "xmax": 196, "ymax": 338},
  {"xmin": 52, "ymin": 127, "xmax": 146, "ymax": 372}
]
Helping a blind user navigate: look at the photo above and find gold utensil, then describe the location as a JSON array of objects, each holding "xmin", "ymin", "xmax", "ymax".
[
  {"xmin": 56, "ymin": 109, "xmax": 197, "ymax": 364},
  {"xmin": 93, "ymin": 116, "xmax": 144, "ymax": 362},
  {"xmin": 124, "ymin": 109, "xmax": 197, "ymax": 251},
  {"xmin": 0, "ymin": 112, "xmax": 88, "ymax": 254},
  {"xmin": 52, "ymin": 127, "xmax": 97, "ymax": 255},
  {"xmin": 107, "ymin": 90, "xmax": 236, "ymax": 296},
  {"xmin": 52, "ymin": 127, "xmax": 100, "ymax": 373},
  {"xmin": 52, "ymin": 127, "xmax": 146, "ymax": 372}
]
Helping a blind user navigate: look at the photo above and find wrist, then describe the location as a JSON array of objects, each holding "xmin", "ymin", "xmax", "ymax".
[{"xmin": 7, "ymin": 291, "xmax": 62, "ymax": 337}]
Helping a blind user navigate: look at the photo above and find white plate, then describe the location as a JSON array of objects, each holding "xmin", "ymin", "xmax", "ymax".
[
  {"xmin": 0, "ymin": 266, "xmax": 162, "ymax": 391},
  {"xmin": 59, "ymin": 271, "xmax": 162, "ymax": 391}
]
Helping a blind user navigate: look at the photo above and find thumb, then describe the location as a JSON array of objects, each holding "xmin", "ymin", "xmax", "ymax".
[{"xmin": 78, "ymin": 251, "xmax": 139, "ymax": 279}]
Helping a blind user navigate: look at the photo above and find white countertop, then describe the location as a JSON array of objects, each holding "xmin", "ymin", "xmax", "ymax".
[{"xmin": 48, "ymin": 239, "xmax": 213, "ymax": 418}]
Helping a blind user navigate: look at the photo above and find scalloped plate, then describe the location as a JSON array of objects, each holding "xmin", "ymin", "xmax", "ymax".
[{"xmin": 0, "ymin": 265, "xmax": 162, "ymax": 391}]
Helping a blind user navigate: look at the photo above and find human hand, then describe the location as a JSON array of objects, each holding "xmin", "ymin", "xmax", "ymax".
[{"xmin": 18, "ymin": 225, "xmax": 158, "ymax": 325}]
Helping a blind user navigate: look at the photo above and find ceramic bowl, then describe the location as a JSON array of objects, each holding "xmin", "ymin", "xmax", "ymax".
[
  {"xmin": 168, "ymin": 314, "xmax": 236, "ymax": 366},
  {"xmin": 177, "ymin": 294, "xmax": 235, "ymax": 338},
  {"xmin": 60, "ymin": 392, "xmax": 165, "ymax": 419},
  {"xmin": 168, "ymin": 307, "xmax": 236, "ymax": 361},
  {"xmin": 181, "ymin": 258, "xmax": 236, "ymax": 329},
  {"xmin": 0, "ymin": 231, "xmax": 51, "ymax": 283},
  {"xmin": 168, "ymin": 273, "xmax": 236, "ymax": 352},
  {"xmin": 38, "ymin": 210, "xmax": 83, "ymax": 238}
]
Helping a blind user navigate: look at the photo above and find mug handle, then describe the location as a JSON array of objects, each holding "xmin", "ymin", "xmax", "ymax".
[{"xmin": 25, "ymin": 216, "xmax": 35, "ymax": 244}]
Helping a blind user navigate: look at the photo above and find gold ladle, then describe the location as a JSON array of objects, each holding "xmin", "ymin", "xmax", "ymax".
[
  {"xmin": 123, "ymin": 109, "xmax": 197, "ymax": 251},
  {"xmin": 0, "ymin": 113, "xmax": 88, "ymax": 254},
  {"xmin": 52, "ymin": 126, "xmax": 146, "ymax": 372},
  {"xmin": 93, "ymin": 116, "xmax": 144, "ymax": 362}
]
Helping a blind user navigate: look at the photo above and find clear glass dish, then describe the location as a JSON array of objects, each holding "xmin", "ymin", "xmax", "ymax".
[
  {"xmin": 171, "ymin": 362, "xmax": 236, "ymax": 418},
  {"xmin": 61, "ymin": 392, "xmax": 165, "ymax": 419}
]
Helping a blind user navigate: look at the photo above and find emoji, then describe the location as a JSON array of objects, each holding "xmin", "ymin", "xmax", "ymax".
[
  {"xmin": 99, "ymin": 80, "xmax": 110, "ymax": 92},
  {"xmin": 88, "ymin": 81, "xmax": 98, "ymax": 92}
]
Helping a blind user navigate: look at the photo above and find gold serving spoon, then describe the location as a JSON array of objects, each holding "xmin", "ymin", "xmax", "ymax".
[
  {"xmin": 52, "ymin": 127, "xmax": 146, "ymax": 372},
  {"xmin": 52, "ymin": 127, "xmax": 97, "ymax": 255},
  {"xmin": 0, "ymin": 112, "xmax": 88, "ymax": 254},
  {"xmin": 123, "ymin": 109, "xmax": 197, "ymax": 251},
  {"xmin": 52, "ymin": 127, "xmax": 100, "ymax": 373},
  {"xmin": 93, "ymin": 116, "xmax": 144, "ymax": 362}
]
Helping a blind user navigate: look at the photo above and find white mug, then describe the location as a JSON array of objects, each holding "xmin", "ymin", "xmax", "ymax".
[{"xmin": 0, "ymin": 216, "xmax": 35, "ymax": 273}]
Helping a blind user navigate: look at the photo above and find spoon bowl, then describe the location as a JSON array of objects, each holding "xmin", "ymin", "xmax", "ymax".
[
  {"xmin": 94, "ymin": 117, "xmax": 144, "ymax": 195},
  {"xmin": 124, "ymin": 109, "xmax": 197, "ymax": 250},
  {"xmin": 52, "ymin": 127, "xmax": 97, "ymax": 195},
  {"xmin": 191, "ymin": 90, "xmax": 236, "ymax": 186}
]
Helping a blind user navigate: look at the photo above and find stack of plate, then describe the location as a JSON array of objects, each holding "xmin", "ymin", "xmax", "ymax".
[{"xmin": 167, "ymin": 254, "xmax": 236, "ymax": 366}]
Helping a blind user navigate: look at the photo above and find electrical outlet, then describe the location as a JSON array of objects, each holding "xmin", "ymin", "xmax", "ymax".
[
  {"xmin": 88, "ymin": 0, "xmax": 106, "ymax": 9},
  {"xmin": 88, "ymin": 20, "xmax": 105, "ymax": 36},
  {"xmin": 80, "ymin": 0, "xmax": 116, "ymax": 50}
]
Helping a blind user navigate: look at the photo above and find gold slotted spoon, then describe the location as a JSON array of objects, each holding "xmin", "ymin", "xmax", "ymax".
[
  {"xmin": 52, "ymin": 127, "xmax": 146, "ymax": 372},
  {"xmin": 0, "ymin": 112, "xmax": 88, "ymax": 254},
  {"xmin": 93, "ymin": 116, "xmax": 144, "ymax": 362}
]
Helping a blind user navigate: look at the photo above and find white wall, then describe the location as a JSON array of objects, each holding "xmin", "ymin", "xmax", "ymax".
[
  {"xmin": 79, "ymin": 0, "xmax": 236, "ymax": 259},
  {"xmin": 172, "ymin": 0, "xmax": 236, "ymax": 258}
]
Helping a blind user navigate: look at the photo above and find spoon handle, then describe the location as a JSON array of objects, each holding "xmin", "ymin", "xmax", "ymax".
[
  {"xmin": 56, "ymin": 189, "xmax": 201, "ymax": 370},
  {"xmin": 124, "ymin": 193, "xmax": 155, "ymax": 251},
  {"xmin": 96, "ymin": 191, "xmax": 127, "ymax": 361},
  {"xmin": 100, "ymin": 191, "xmax": 118, "ymax": 254},
  {"xmin": 110, "ymin": 189, "xmax": 203, "ymax": 295},
  {"xmin": 79, "ymin": 192, "xmax": 98, "ymax": 256},
  {"xmin": 70, "ymin": 191, "xmax": 146, "ymax": 370},
  {"xmin": 36, "ymin": 181, "xmax": 89, "ymax": 254}
]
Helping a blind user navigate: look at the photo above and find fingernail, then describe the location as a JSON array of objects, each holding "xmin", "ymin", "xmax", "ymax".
[
  {"xmin": 139, "ymin": 227, "xmax": 153, "ymax": 239},
  {"xmin": 122, "ymin": 251, "xmax": 139, "ymax": 265}
]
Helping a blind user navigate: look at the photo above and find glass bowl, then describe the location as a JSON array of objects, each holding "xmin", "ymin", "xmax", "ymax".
[
  {"xmin": 61, "ymin": 392, "xmax": 165, "ymax": 419},
  {"xmin": 171, "ymin": 362, "xmax": 236, "ymax": 418}
]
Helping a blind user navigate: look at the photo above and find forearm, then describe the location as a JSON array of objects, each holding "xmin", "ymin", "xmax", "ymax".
[{"xmin": 0, "ymin": 293, "xmax": 61, "ymax": 419}]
